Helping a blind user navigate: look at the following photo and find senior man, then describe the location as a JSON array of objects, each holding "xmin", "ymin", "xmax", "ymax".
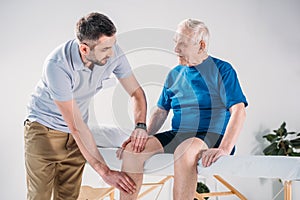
[{"xmin": 119, "ymin": 19, "xmax": 248, "ymax": 200}]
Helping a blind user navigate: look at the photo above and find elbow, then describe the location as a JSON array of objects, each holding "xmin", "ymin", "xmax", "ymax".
[
  {"xmin": 157, "ymin": 107, "xmax": 169, "ymax": 118},
  {"xmin": 131, "ymin": 87, "xmax": 147, "ymax": 104},
  {"xmin": 131, "ymin": 86, "xmax": 145, "ymax": 98},
  {"xmin": 230, "ymin": 103, "xmax": 246, "ymax": 121}
]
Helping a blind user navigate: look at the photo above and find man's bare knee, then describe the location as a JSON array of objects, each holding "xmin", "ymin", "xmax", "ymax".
[
  {"xmin": 122, "ymin": 138, "xmax": 163, "ymax": 173},
  {"xmin": 174, "ymin": 138, "xmax": 208, "ymax": 166},
  {"xmin": 122, "ymin": 142, "xmax": 147, "ymax": 164}
]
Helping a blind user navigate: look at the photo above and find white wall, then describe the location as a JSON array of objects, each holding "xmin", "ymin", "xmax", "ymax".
[{"xmin": 1, "ymin": 0, "xmax": 299, "ymax": 199}]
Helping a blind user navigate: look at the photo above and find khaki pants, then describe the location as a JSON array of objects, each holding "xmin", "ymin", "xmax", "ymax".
[{"xmin": 24, "ymin": 120, "xmax": 86, "ymax": 200}]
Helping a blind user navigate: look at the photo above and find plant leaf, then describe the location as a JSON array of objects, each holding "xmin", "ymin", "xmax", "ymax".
[
  {"xmin": 290, "ymin": 138, "xmax": 300, "ymax": 149},
  {"xmin": 280, "ymin": 122, "xmax": 286, "ymax": 129},
  {"xmin": 196, "ymin": 182, "xmax": 210, "ymax": 193},
  {"xmin": 287, "ymin": 132, "xmax": 297, "ymax": 135},
  {"xmin": 290, "ymin": 152, "xmax": 300, "ymax": 157},
  {"xmin": 276, "ymin": 122, "xmax": 288, "ymax": 137},
  {"xmin": 262, "ymin": 134, "xmax": 278, "ymax": 143},
  {"xmin": 277, "ymin": 148, "xmax": 286, "ymax": 156},
  {"xmin": 195, "ymin": 182, "xmax": 210, "ymax": 200},
  {"xmin": 286, "ymin": 148, "xmax": 293, "ymax": 154},
  {"xmin": 263, "ymin": 143, "xmax": 279, "ymax": 155}
]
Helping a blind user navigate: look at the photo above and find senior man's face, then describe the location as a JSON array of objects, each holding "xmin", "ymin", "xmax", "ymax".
[{"xmin": 173, "ymin": 27, "xmax": 200, "ymax": 66}]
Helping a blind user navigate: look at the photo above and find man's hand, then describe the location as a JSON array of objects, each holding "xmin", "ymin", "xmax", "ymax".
[
  {"xmin": 123, "ymin": 128, "xmax": 148, "ymax": 152},
  {"xmin": 130, "ymin": 128, "xmax": 148, "ymax": 152},
  {"xmin": 101, "ymin": 169, "xmax": 136, "ymax": 194},
  {"xmin": 116, "ymin": 128, "xmax": 148, "ymax": 159},
  {"xmin": 201, "ymin": 148, "xmax": 228, "ymax": 167}
]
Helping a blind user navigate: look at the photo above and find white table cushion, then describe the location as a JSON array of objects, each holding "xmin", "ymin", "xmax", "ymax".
[{"xmin": 92, "ymin": 125, "xmax": 300, "ymax": 181}]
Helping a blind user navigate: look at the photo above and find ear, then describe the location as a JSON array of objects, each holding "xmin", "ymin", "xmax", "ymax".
[
  {"xmin": 198, "ymin": 40, "xmax": 206, "ymax": 53},
  {"xmin": 79, "ymin": 43, "xmax": 90, "ymax": 56}
]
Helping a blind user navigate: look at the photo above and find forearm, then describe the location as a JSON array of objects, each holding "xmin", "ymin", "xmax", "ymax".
[
  {"xmin": 218, "ymin": 103, "xmax": 246, "ymax": 153},
  {"xmin": 118, "ymin": 75, "xmax": 147, "ymax": 124},
  {"xmin": 131, "ymin": 87, "xmax": 147, "ymax": 124},
  {"xmin": 70, "ymin": 120, "xmax": 109, "ymax": 175},
  {"xmin": 147, "ymin": 107, "xmax": 169, "ymax": 135},
  {"xmin": 54, "ymin": 100, "xmax": 110, "ymax": 176}
]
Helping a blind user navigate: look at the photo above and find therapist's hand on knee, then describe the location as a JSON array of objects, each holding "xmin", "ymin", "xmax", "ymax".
[
  {"xmin": 116, "ymin": 129, "xmax": 149, "ymax": 159},
  {"xmin": 130, "ymin": 128, "xmax": 148, "ymax": 152},
  {"xmin": 121, "ymin": 129, "xmax": 148, "ymax": 153},
  {"xmin": 102, "ymin": 169, "xmax": 136, "ymax": 194}
]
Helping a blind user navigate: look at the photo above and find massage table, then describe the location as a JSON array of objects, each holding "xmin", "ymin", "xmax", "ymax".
[{"xmin": 82, "ymin": 125, "xmax": 300, "ymax": 200}]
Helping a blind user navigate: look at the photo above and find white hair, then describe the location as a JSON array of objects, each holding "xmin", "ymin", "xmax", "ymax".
[{"xmin": 178, "ymin": 19, "xmax": 210, "ymax": 51}]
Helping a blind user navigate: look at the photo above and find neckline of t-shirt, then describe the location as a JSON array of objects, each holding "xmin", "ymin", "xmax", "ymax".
[{"xmin": 184, "ymin": 55, "xmax": 211, "ymax": 70}]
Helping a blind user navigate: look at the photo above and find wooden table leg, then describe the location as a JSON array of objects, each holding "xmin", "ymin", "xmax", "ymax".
[
  {"xmin": 214, "ymin": 175, "xmax": 247, "ymax": 200},
  {"xmin": 109, "ymin": 190, "xmax": 115, "ymax": 200},
  {"xmin": 284, "ymin": 181, "xmax": 292, "ymax": 200}
]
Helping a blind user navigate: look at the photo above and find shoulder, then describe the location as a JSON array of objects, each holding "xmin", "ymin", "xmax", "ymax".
[
  {"xmin": 45, "ymin": 40, "xmax": 74, "ymax": 62},
  {"xmin": 210, "ymin": 56, "xmax": 234, "ymax": 74},
  {"xmin": 162, "ymin": 65, "xmax": 185, "ymax": 87},
  {"xmin": 167, "ymin": 65, "xmax": 185, "ymax": 77},
  {"xmin": 44, "ymin": 40, "xmax": 77, "ymax": 75}
]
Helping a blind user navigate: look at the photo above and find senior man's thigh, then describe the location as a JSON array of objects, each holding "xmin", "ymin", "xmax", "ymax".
[
  {"xmin": 174, "ymin": 137, "xmax": 208, "ymax": 162},
  {"xmin": 124, "ymin": 136, "xmax": 164, "ymax": 156}
]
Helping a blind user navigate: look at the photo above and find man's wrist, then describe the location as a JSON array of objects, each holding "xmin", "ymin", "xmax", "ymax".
[
  {"xmin": 218, "ymin": 146, "xmax": 232, "ymax": 155},
  {"xmin": 135, "ymin": 122, "xmax": 147, "ymax": 131},
  {"xmin": 94, "ymin": 162, "xmax": 110, "ymax": 177}
]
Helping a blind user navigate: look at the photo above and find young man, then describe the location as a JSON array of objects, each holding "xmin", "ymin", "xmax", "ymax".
[
  {"xmin": 119, "ymin": 19, "xmax": 248, "ymax": 200},
  {"xmin": 24, "ymin": 12, "xmax": 148, "ymax": 200}
]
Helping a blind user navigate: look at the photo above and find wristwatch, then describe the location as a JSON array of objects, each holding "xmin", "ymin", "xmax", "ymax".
[{"xmin": 135, "ymin": 122, "xmax": 147, "ymax": 131}]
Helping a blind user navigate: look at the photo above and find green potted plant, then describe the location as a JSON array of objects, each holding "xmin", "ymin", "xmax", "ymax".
[
  {"xmin": 194, "ymin": 181, "xmax": 210, "ymax": 200},
  {"xmin": 262, "ymin": 122, "xmax": 300, "ymax": 198},
  {"xmin": 262, "ymin": 122, "xmax": 300, "ymax": 156}
]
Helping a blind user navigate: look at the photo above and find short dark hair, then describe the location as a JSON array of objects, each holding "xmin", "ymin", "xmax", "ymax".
[{"xmin": 75, "ymin": 12, "xmax": 116, "ymax": 43}]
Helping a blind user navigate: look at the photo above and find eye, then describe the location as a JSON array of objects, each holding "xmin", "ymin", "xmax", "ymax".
[
  {"xmin": 101, "ymin": 48, "xmax": 109, "ymax": 52},
  {"xmin": 176, "ymin": 42, "xmax": 187, "ymax": 48}
]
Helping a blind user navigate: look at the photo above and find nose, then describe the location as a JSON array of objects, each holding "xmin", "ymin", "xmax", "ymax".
[
  {"xmin": 108, "ymin": 48, "xmax": 114, "ymax": 58},
  {"xmin": 174, "ymin": 43, "xmax": 181, "ymax": 54}
]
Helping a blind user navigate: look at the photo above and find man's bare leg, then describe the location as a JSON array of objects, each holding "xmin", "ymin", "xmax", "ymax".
[
  {"xmin": 173, "ymin": 137, "xmax": 208, "ymax": 200},
  {"xmin": 120, "ymin": 137, "xmax": 163, "ymax": 200}
]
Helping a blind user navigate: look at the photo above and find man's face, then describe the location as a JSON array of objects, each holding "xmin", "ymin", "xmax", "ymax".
[
  {"xmin": 173, "ymin": 27, "xmax": 200, "ymax": 66},
  {"xmin": 85, "ymin": 34, "xmax": 116, "ymax": 66}
]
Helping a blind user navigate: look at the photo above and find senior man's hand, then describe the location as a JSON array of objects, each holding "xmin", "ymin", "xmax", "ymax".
[{"xmin": 201, "ymin": 148, "xmax": 228, "ymax": 167}]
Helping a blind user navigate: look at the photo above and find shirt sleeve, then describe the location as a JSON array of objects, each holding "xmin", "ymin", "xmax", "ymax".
[
  {"xmin": 113, "ymin": 44, "xmax": 132, "ymax": 79},
  {"xmin": 219, "ymin": 63, "xmax": 248, "ymax": 109},
  {"xmin": 44, "ymin": 59, "xmax": 73, "ymax": 101},
  {"xmin": 157, "ymin": 71, "xmax": 173, "ymax": 111},
  {"xmin": 157, "ymin": 86, "xmax": 172, "ymax": 111}
]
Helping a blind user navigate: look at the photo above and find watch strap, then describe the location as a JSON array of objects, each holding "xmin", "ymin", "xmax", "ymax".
[{"xmin": 135, "ymin": 122, "xmax": 147, "ymax": 131}]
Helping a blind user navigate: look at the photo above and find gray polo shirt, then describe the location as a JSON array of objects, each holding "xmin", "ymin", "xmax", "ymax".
[{"xmin": 27, "ymin": 39, "xmax": 132, "ymax": 133}]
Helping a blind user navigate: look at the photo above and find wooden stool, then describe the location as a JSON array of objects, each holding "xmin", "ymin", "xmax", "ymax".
[{"xmin": 77, "ymin": 186, "xmax": 115, "ymax": 200}]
